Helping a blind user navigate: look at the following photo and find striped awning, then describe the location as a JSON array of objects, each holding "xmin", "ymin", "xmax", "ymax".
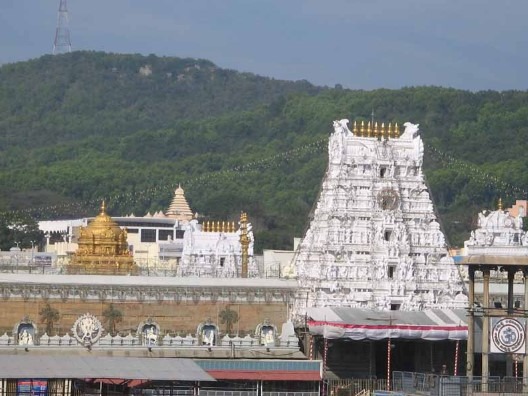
[{"xmin": 307, "ymin": 307, "xmax": 468, "ymax": 341}]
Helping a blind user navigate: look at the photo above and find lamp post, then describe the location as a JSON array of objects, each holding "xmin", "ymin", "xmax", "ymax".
[{"xmin": 30, "ymin": 240, "xmax": 35, "ymax": 273}]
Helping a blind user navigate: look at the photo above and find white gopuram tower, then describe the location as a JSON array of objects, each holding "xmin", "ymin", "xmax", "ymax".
[{"xmin": 292, "ymin": 119, "xmax": 467, "ymax": 317}]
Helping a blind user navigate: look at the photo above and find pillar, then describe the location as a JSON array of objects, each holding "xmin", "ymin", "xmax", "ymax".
[
  {"xmin": 523, "ymin": 268, "xmax": 528, "ymax": 395},
  {"xmin": 507, "ymin": 268, "xmax": 515, "ymax": 314},
  {"xmin": 482, "ymin": 269, "xmax": 490, "ymax": 391},
  {"xmin": 467, "ymin": 268, "xmax": 475, "ymax": 379},
  {"xmin": 506, "ymin": 268, "xmax": 516, "ymax": 377}
]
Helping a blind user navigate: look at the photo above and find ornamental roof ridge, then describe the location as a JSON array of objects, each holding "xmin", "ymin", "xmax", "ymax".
[{"xmin": 351, "ymin": 120, "xmax": 401, "ymax": 139}]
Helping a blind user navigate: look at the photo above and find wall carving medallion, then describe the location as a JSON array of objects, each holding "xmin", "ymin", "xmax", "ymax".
[{"xmin": 72, "ymin": 313, "xmax": 103, "ymax": 346}]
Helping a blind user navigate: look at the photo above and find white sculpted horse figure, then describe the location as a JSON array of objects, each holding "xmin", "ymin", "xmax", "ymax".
[
  {"xmin": 400, "ymin": 122, "xmax": 419, "ymax": 140},
  {"xmin": 332, "ymin": 119, "xmax": 352, "ymax": 135}
]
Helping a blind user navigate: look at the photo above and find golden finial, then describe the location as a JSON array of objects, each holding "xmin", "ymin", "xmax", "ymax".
[
  {"xmin": 388, "ymin": 122, "xmax": 392, "ymax": 138},
  {"xmin": 360, "ymin": 120, "xmax": 365, "ymax": 136},
  {"xmin": 498, "ymin": 198, "xmax": 503, "ymax": 211},
  {"xmin": 100, "ymin": 200, "xmax": 106, "ymax": 214},
  {"xmin": 353, "ymin": 120, "xmax": 358, "ymax": 134},
  {"xmin": 367, "ymin": 121, "xmax": 371, "ymax": 137},
  {"xmin": 239, "ymin": 212, "xmax": 249, "ymax": 278},
  {"xmin": 374, "ymin": 122, "xmax": 379, "ymax": 138},
  {"xmin": 381, "ymin": 122, "xmax": 385, "ymax": 139},
  {"xmin": 394, "ymin": 122, "xmax": 399, "ymax": 138},
  {"xmin": 240, "ymin": 211, "xmax": 248, "ymax": 224}
]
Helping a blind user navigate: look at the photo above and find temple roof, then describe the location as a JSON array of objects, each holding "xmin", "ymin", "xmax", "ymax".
[
  {"xmin": 166, "ymin": 185, "xmax": 194, "ymax": 221},
  {"xmin": 84, "ymin": 201, "xmax": 122, "ymax": 237}
]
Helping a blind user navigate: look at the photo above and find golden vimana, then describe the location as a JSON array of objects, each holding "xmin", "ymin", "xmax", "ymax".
[
  {"xmin": 67, "ymin": 201, "xmax": 138, "ymax": 275},
  {"xmin": 352, "ymin": 120, "xmax": 400, "ymax": 139}
]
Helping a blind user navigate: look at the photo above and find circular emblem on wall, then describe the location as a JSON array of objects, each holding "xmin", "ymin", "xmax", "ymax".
[
  {"xmin": 377, "ymin": 188, "xmax": 399, "ymax": 211},
  {"xmin": 492, "ymin": 318, "xmax": 525, "ymax": 353},
  {"xmin": 72, "ymin": 313, "xmax": 104, "ymax": 346}
]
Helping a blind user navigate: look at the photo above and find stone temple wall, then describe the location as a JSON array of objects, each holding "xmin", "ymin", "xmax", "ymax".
[{"xmin": 0, "ymin": 275, "xmax": 295, "ymax": 337}]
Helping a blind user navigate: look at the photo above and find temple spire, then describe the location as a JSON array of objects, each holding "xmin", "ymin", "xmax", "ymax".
[{"xmin": 165, "ymin": 185, "xmax": 194, "ymax": 221}]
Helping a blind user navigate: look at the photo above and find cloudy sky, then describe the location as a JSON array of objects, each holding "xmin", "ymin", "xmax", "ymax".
[{"xmin": 0, "ymin": 0, "xmax": 526, "ymax": 91}]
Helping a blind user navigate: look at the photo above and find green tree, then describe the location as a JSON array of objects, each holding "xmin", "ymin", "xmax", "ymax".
[
  {"xmin": 102, "ymin": 303, "xmax": 123, "ymax": 336},
  {"xmin": 219, "ymin": 306, "xmax": 239, "ymax": 335},
  {"xmin": 0, "ymin": 213, "xmax": 43, "ymax": 251},
  {"xmin": 39, "ymin": 303, "xmax": 60, "ymax": 335}
]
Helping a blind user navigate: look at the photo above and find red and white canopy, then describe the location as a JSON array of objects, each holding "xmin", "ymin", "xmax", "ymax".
[{"xmin": 307, "ymin": 307, "xmax": 468, "ymax": 341}]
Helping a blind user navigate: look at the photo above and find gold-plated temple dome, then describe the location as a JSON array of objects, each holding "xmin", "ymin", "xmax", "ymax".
[
  {"xmin": 81, "ymin": 201, "xmax": 123, "ymax": 240},
  {"xmin": 166, "ymin": 185, "xmax": 194, "ymax": 221},
  {"xmin": 67, "ymin": 201, "xmax": 138, "ymax": 275}
]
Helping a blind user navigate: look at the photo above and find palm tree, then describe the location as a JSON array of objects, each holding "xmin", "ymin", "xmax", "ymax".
[
  {"xmin": 39, "ymin": 303, "xmax": 60, "ymax": 335},
  {"xmin": 219, "ymin": 306, "xmax": 239, "ymax": 335},
  {"xmin": 102, "ymin": 303, "xmax": 123, "ymax": 336}
]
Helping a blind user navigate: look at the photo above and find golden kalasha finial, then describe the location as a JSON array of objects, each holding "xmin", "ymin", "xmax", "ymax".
[
  {"xmin": 100, "ymin": 200, "xmax": 106, "ymax": 214},
  {"xmin": 498, "ymin": 197, "xmax": 503, "ymax": 211},
  {"xmin": 360, "ymin": 120, "xmax": 365, "ymax": 136},
  {"xmin": 353, "ymin": 120, "xmax": 358, "ymax": 134},
  {"xmin": 394, "ymin": 122, "xmax": 399, "ymax": 137},
  {"xmin": 373, "ymin": 122, "xmax": 379, "ymax": 138},
  {"xmin": 367, "ymin": 121, "xmax": 371, "ymax": 137},
  {"xmin": 381, "ymin": 122, "xmax": 386, "ymax": 139},
  {"xmin": 387, "ymin": 122, "xmax": 392, "ymax": 138},
  {"xmin": 240, "ymin": 211, "xmax": 248, "ymax": 224}
]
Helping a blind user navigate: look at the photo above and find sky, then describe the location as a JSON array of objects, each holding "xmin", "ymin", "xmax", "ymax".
[{"xmin": 0, "ymin": 0, "xmax": 526, "ymax": 91}]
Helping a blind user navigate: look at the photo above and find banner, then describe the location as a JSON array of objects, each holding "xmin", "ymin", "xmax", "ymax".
[{"xmin": 17, "ymin": 379, "xmax": 47, "ymax": 395}]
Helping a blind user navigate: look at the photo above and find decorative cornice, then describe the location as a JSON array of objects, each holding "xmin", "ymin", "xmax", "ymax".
[{"xmin": 0, "ymin": 282, "xmax": 296, "ymax": 303}]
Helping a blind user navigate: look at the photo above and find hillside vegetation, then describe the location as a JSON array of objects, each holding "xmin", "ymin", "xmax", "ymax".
[{"xmin": 1, "ymin": 51, "xmax": 528, "ymax": 250}]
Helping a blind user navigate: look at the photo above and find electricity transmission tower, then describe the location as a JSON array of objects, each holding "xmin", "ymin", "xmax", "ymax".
[{"xmin": 53, "ymin": 0, "xmax": 72, "ymax": 55}]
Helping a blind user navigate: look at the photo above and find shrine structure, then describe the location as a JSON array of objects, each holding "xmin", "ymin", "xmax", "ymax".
[
  {"xmin": 67, "ymin": 201, "xmax": 138, "ymax": 275},
  {"xmin": 292, "ymin": 119, "xmax": 467, "ymax": 317},
  {"xmin": 460, "ymin": 199, "xmax": 528, "ymax": 387},
  {"xmin": 178, "ymin": 211, "xmax": 257, "ymax": 278}
]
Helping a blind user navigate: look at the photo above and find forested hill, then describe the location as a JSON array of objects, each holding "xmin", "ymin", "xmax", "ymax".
[{"xmin": 1, "ymin": 51, "xmax": 528, "ymax": 251}]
